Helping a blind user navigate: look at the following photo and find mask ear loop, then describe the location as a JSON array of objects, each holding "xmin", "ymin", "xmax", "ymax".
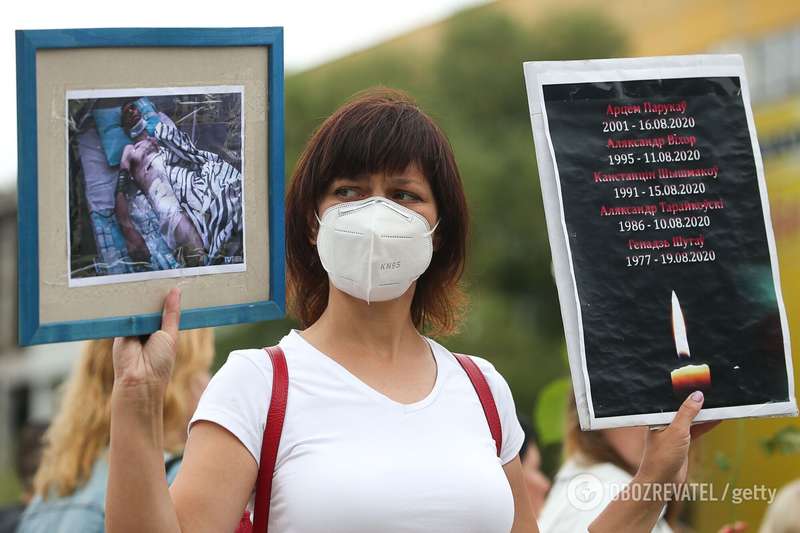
[
  {"xmin": 313, "ymin": 212, "xmax": 324, "ymax": 247},
  {"xmin": 424, "ymin": 218, "xmax": 441, "ymax": 237}
]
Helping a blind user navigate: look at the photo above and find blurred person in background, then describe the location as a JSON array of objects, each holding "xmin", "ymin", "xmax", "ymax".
[
  {"xmin": 17, "ymin": 329, "xmax": 214, "ymax": 533},
  {"xmin": 538, "ymin": 395, "xmax": 681, "ymax": 533},
  {"xmin": 0, "ymin": 423, "xmax": 48, "ymax": 533},
  {"xmin": 538, "ymin": 396, "xmax": 744, "ymax": 533},
  {"xmin": 759, "ymin": 479, "xmax": 800, "ymax": 533},
  {"xmin": 518, "ymin": 413, "xmax": 551, "ymax": 519}
]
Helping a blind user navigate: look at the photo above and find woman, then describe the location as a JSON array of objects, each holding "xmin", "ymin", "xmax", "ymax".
[
  {"xmin": 18, "ymin": 330, "xmax": 213, "ymax": 532},
  {"xmin": 107, "ymin": 89, "xmax": 715, "ymax": 533}
]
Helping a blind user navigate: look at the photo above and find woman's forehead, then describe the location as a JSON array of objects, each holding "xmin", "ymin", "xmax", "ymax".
[{"xmin": 333, "ymin": 165, "xmax": 429, "ymax": 186}]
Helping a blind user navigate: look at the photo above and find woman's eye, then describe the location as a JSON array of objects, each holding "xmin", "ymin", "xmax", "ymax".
[
  {"xmin": 334, "ymin": 187, "xmax": 359, "ymax": 199},
  {"xmin": 394, "ymin": 191, "xmax": 419, "ymax": 202}
]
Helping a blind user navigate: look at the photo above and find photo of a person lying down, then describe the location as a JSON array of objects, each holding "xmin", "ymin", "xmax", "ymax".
[{"xmin": 66, "ymin": 87, "xmax": 245, "ymax": 286}]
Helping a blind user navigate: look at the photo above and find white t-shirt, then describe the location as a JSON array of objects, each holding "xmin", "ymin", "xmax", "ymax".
[
  {"xmin": 537, "ymin": 458, "xmax": 673, "ymax": 533},
  {"xmin": 188, "ymin": 329, "xmax": 525, "ymax": 533}
]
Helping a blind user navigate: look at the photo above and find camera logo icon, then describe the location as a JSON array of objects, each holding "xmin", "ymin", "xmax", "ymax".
[{"xmin": 567, "ymin": 473, "xmax": 604, "ymax": 511}]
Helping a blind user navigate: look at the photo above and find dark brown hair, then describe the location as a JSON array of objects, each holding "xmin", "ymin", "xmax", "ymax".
[{"xmin": 286, "ymin": 88, "xmax": 469, "ymax": 336}]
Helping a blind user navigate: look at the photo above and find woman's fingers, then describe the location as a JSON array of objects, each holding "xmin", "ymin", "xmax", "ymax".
[
  {"xmin": 690, "ymin": 420, "xmax": 721, "ymax": 440},
  {"xmin": 671, "ymin": 391, "xmax": 721, "ymax": 440},
  {"xmin": 160, "ymin": 287, "xmax": 181, "ymax": 341},
  {"xmin": 640, "ymin": 391, "xmax": 710, "ymax": 485},
  {"xmin": 670, "ymin": 391, "xmax": 704, "ymax": 433},
  {"xmin": 112, "ymin": 288, "xmax": 181, "ymax": 388},
  {"xmin": 114, "ymin": 335, "xmax": 139, "ymax": 349}
]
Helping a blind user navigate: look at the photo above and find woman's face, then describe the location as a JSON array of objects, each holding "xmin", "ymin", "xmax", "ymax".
[{"xmin": 316, "ymin": 162, "xmax": 439, "ymax": 230}]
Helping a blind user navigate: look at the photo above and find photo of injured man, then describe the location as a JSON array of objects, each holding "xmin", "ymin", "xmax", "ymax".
[{"xmin": 66, "ymin": 87, "xmax": 245, "ymax": 286}]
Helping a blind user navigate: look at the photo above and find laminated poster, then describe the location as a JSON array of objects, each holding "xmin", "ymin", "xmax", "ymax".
[{"xmin": 523, "ymin": 55, "xmax": 797, "ymax": 429}]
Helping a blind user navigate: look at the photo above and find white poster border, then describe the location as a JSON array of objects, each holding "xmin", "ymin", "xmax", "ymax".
[{"xmin": 523, "ymin": 55, "xmax": 796, "ymax": 429}]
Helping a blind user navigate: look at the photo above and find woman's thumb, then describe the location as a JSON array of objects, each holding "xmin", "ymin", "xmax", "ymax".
[
  {"xmin": 671, "ymin": 391, "xmax": 704, "ymax": 433},
  {"xmin": 160, "ymin": 287, "xmax": 181, "ymax": 342}
]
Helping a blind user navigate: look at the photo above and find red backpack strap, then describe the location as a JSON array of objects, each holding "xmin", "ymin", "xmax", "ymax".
[
  {"xmin": 453, "ymin": 353, "xmax": 502, "ymax": 458},
  {"xmin": 251, "ymin": 345, "xmax": 289, "ymax": 533}
]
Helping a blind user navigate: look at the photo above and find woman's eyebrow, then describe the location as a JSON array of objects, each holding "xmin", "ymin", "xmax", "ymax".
[
  {"xmin": 333, "ymin": 174, "xmax": 368, "ymax": 184},
  {"xmin": 388, "ymin": 175, "xmax": 422, "ymax": 186}
]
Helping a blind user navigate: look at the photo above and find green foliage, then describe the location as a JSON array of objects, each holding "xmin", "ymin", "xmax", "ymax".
[
  {"xmin": 213, "ymin": 317, "xmax": 299, "ymax": 371},
  {"xmin": 535, "ymin": 377, "xmax": 571, "ymax": 445},
  {"xmin": 761, "ymin": 425, "xmax": 800, "ymax": 455},
  {"xmin": 714, "ymin": 450, "xmax": 732, "ymax": 472},
  {"xmin": 216, "ymin": 6, "xmax": 629, "ymax": 472}
]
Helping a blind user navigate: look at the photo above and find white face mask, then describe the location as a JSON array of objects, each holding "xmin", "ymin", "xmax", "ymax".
[{"xmin": 315, "ymin": 196, "xmax": 439, "ymax": 303}]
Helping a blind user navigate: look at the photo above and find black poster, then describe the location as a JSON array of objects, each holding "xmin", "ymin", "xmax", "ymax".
[{"xmin": 525, "ymin": 56, "xmax": 796, "ymax": 428}]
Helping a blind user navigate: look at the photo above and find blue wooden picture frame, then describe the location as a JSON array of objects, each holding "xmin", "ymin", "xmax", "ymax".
[{"xmin": 16, "ymin": 27, "xmax": 285, "ymax": 345}]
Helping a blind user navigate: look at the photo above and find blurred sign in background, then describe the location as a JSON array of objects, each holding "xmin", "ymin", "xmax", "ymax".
[{"xmin": 2, "ymin": 0, "xmax": 799, "ymax": 529}]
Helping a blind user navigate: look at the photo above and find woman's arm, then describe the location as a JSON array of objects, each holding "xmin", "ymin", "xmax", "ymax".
[
  {"xmin": 107, "ymin": 380, "xmax": 180, "ymax": 533},
  {"xmin": 169, "ymin": 422, "xmax": 258, "ymax": 532},
  {"xmin": 106, "ymin": 289, "xmax": 257, "ymax": 533},
  {"xmin": 586, "ymin": 472, "xmax": 669, "ymax": 533},
  {"xmin": 504, "ymin": 456, "xmax": 540, "ymax": 533}
]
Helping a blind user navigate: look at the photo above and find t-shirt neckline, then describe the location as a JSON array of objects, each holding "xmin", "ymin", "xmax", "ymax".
[{"xmin": 287, "ymin": 329, "xmax": 443, "ymax": 413}]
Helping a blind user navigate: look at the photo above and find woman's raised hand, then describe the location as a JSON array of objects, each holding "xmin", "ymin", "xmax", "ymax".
[
  {"xmin": 638, "ymin": 391, "xmax": 720, "ymax": 486},
  {"xmin": 107, "ymin": 287, "xmax": 185, "ymax": 533},
  {"xmin": 112, "ymin": 287, "xmax": 182, "ymax": 392},
  {"xmin": 590, "ymin": 392, "xmax": 720, "ymax": 533}
]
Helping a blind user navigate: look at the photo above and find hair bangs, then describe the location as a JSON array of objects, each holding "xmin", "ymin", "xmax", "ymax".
[
  {"xmin": 287, "ymin": 88, "xmax": 469, "ymax": 336},
  {"xmin": 319, "ymin": 90, "xmax": 445, "ymax": 188}
]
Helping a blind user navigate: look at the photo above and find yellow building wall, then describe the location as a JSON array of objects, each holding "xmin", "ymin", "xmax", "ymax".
[{"xmin": 501, "ymin": 0, "xmax": 800, "ymax": 54}]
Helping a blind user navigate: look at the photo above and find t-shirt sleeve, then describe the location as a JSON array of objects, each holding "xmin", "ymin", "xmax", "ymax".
[
  {"xmin": 469, "ymin": 356, "xmax": 526, "ymax": 465},
  {"xmin": 188, "ymin": 349, "xmax": 273, "ymax": 465}
]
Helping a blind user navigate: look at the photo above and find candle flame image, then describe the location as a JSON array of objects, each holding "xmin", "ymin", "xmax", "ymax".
[
  {"xmin": 671, "ymin": 290, "xmax": 690, "ymax": 358},
  {"xmin": 669, "ymin": 291, "xmax": 711, "ymax": 393},
  {"xmin": 671, "ymin": 364, "xmax": 711, "ymax": 392}
]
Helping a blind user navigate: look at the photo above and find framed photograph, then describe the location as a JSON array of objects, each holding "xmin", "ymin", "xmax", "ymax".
[
  {"xmin": 524, "ymin": 55, "xmax": 797, "ymax": 428},
  {"xmin": 16, "ymin": 28, "xmax": 285, "ymax": 345}
]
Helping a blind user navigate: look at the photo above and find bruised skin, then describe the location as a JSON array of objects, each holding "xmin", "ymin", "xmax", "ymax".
[
  {"xmin": 121, "ymin": 139, "xmax": 207, "ymax": 267},
  {"xmin": 114, "ymin": 190, "xmax": 151, "ymax": 264}
]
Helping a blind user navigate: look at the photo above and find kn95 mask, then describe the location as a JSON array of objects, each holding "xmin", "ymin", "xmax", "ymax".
[{"xmin": 315, "ymin": 196, "xmax": 439, "ymax": 303}]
